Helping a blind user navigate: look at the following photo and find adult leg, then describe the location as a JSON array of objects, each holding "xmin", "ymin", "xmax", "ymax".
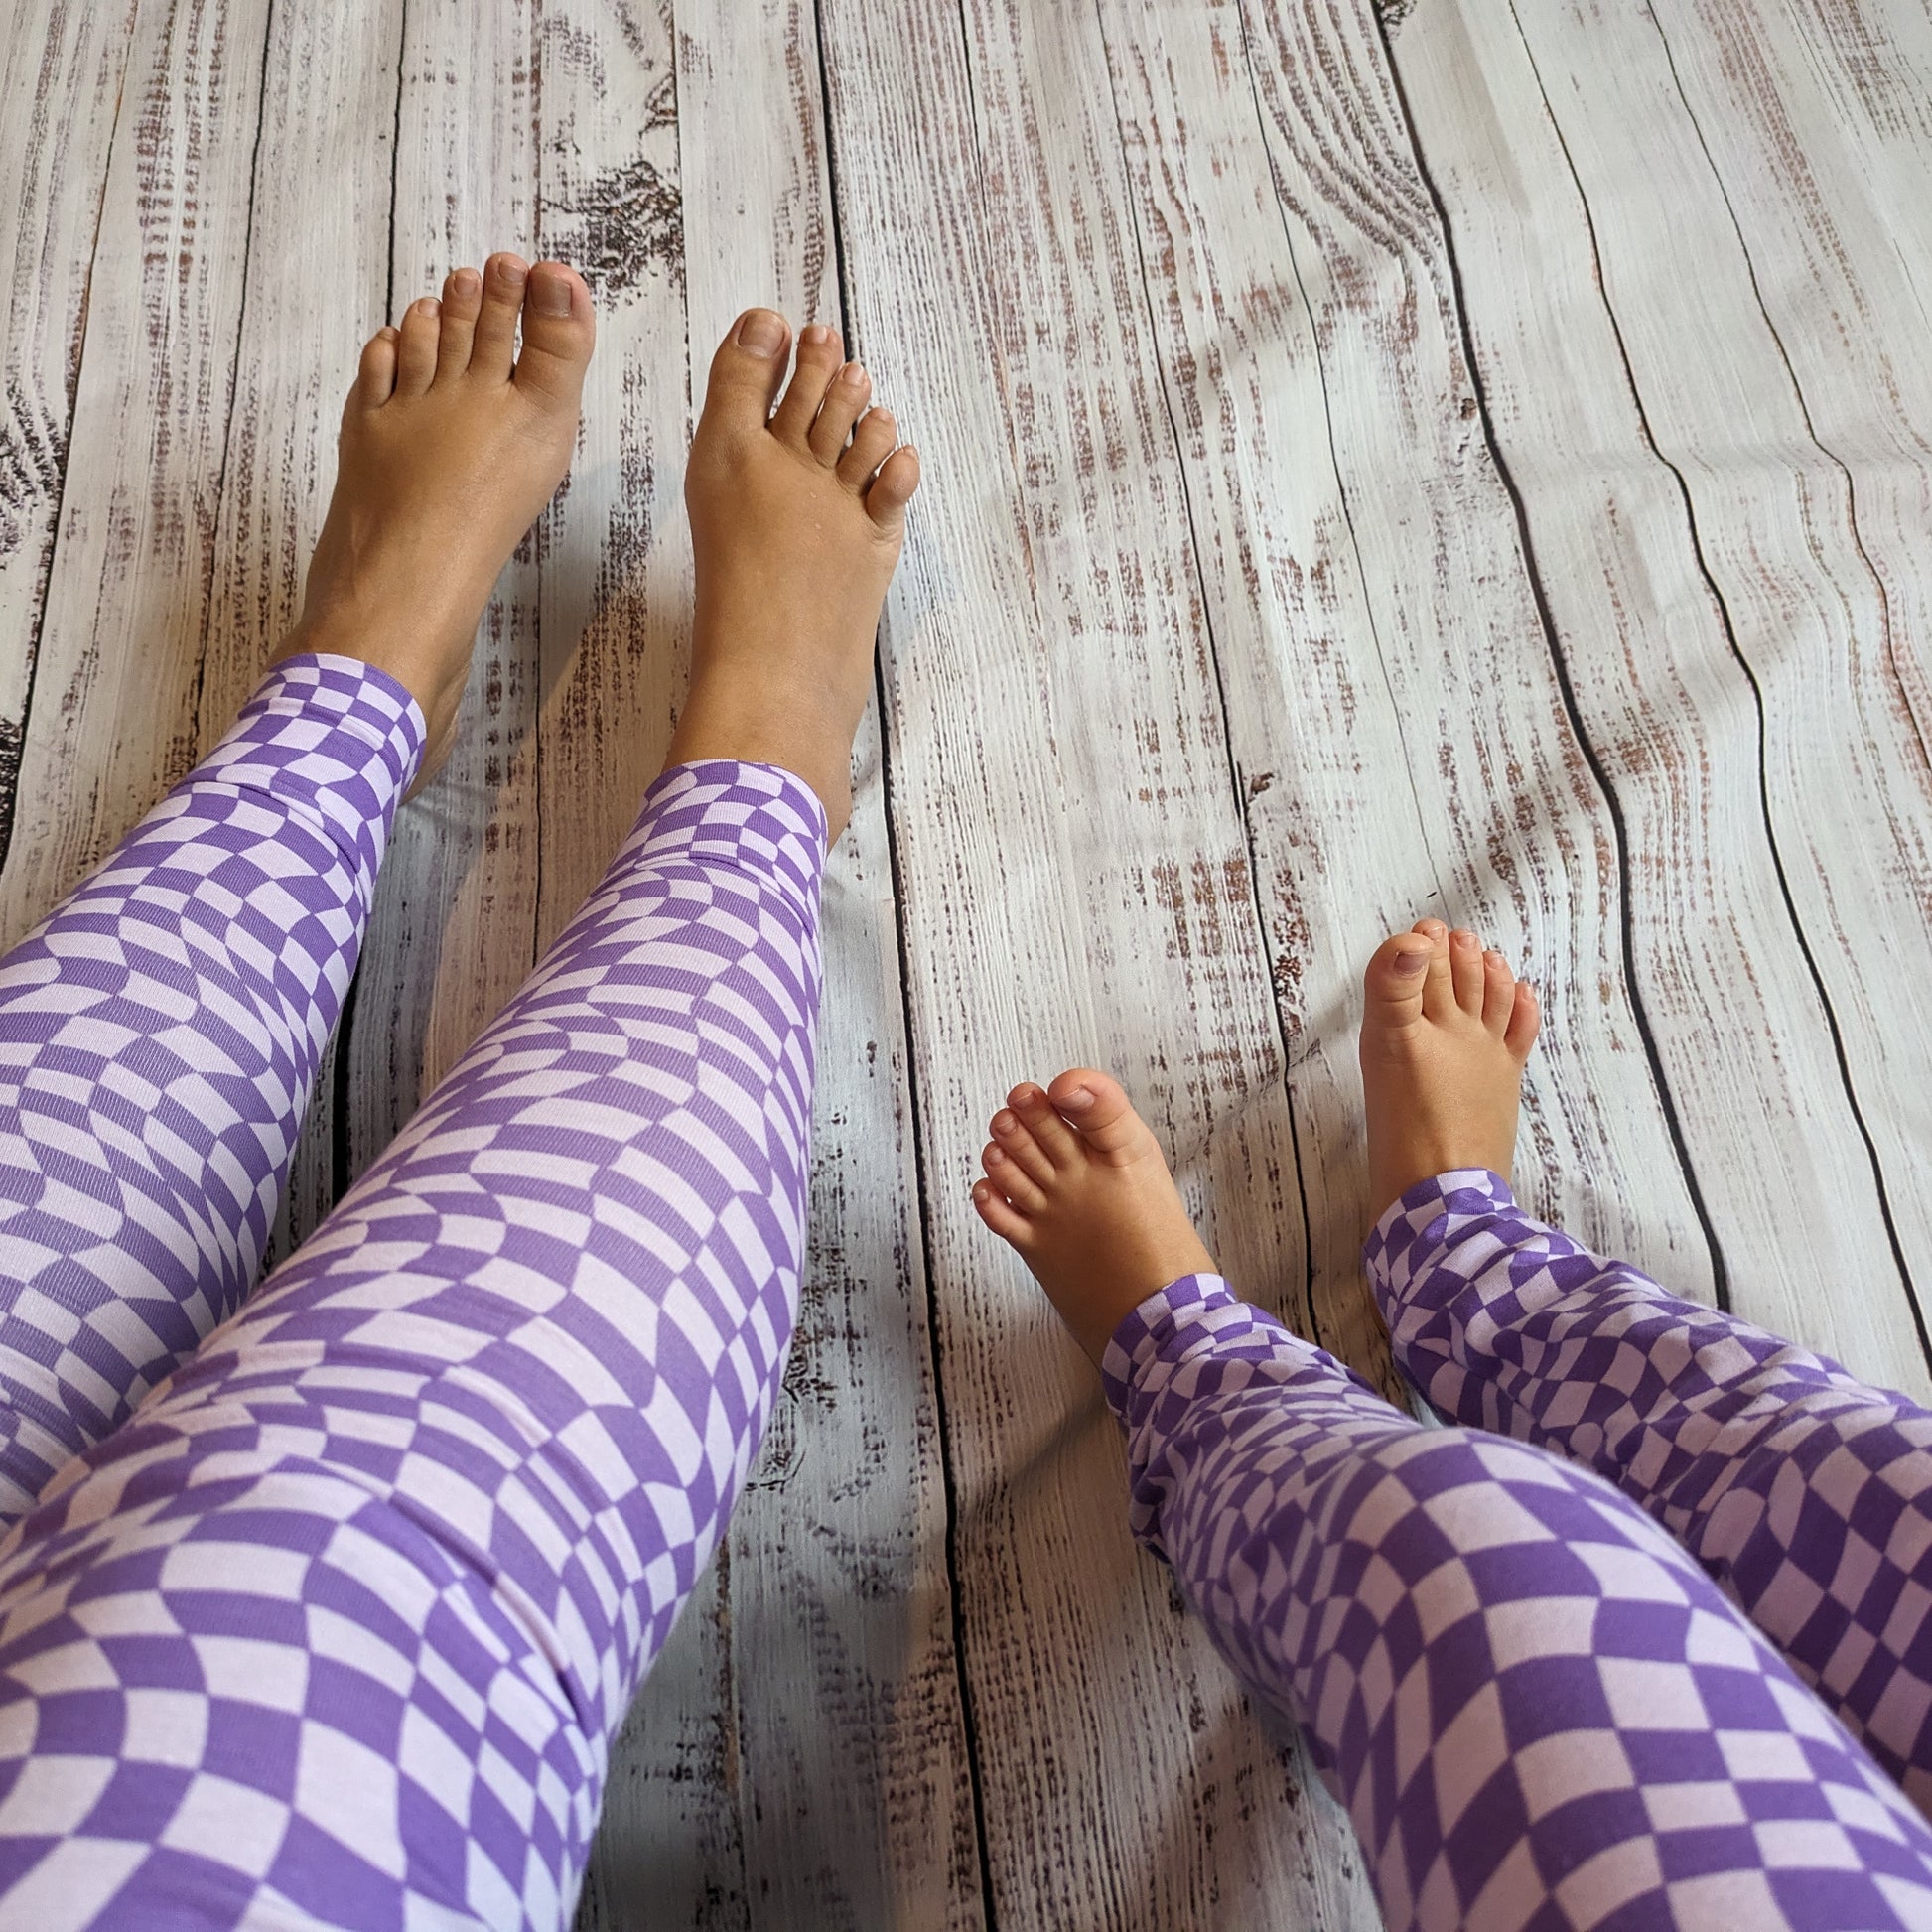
[
  {"xmin": 0, "ymin": 254, "xmax": 597, "ymax": 1525},
  {"xmin": 0, "ymin": 309, "xmax": 918, "ymax": 1929},
  {"xmin": 972, "ymin": 1073, "xmax": 1932, "ymax": 1931},
  {"xmin": 1362, "ymin": 919, "xmax": 1932, "ymax": 1806}
]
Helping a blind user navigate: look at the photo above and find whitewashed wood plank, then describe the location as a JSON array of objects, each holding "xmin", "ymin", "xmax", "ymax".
[
  {"xmin": 1198, "ymin": 0, "xmax": 1715, "ymax": 1292},
  {"xmin": 0, "ymin": 0, "xmax": 270, "ymax": 944},
  {"xmin": 815, "ymin": 0, "xmax": 1375, "ymax": 1923},
  {"xmin": 194, "ymin": 0, "xmax": 401, "ymax": 1261},
  {"xmin": 1601, "ymin": 0, "xmax": 1932, "ymax": 1335},
  {"xmin": 0, "ymin": 0, "xmax": 141, "ymax": 865},
  {"xmin": 946, "ymin": 0, "xmax": 1379, "ymax": 1921},
  {"xmin": 670, "ymin": 2, "xmax": 983, "ymax": 1923},
  {"xmin": 342, "ymin": 0, "xmax": 545, "ymax": 1180},
  {"xmin": 1377, "ymin": 0, "xmax": 1927, "ymax": 1389}
]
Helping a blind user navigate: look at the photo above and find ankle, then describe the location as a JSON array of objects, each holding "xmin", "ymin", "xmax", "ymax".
[{"xmin": 666, "ymin": 680, "xmax": 855, "ymax": 837}]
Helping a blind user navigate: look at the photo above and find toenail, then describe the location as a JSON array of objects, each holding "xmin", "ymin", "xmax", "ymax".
[
  {"xmin": 802, "ymin": 323, "xmax": 831, "ymax": 345},
  {"xmin": 453, "ymin": 268, "xmax": 481, "ymax": 296},
  {"xmin": 842, "ymin": 362, "xmax": 868, "ymax": 386},
  {"xmin": 987, "ymin": 1147, "xmax": 1006, "ymax": 1164},
  {"xmin": 993, "ymin": 1111, "xmax": 1016, "ymax": 1134},
  {"xmin": 1396, "ymin": 948, "xmax": 1430, "ymax": 975},
  {"xmin": 416, "ymin": 298, "xmax": 440, "ymax": 318},
  {"xmin": 495, "ymin": 256, "xmax": 527, "ymax": 285},
  {"xmin": 1061, "ymin": 1087, "xmax": 1094, "ymax": 1110},
  {"xmin": 1452, "ymin": 929, "xmax": 1478, "ymax": 948},
  {"xmin": 737, "ymin": 310, "xmax": 787, "ymax": 356},
  {"xmin": 531, "ymin": 268, "xmax": 574, "ymax": 317}
]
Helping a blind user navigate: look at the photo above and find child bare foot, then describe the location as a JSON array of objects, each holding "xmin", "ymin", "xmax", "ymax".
[
  {"xmin": 1359, "ymin": 919, "xmax": 1542, "ymax": 1223},
  {"xmin": 273, "ymin": 254, "xmax": 596, "ymax": 783},
  {"xmin": 668, "ymin": 312, "xmax": 921, "ymax": 840},
  {"xmin": 971, "ymin": 1070, "xmax": 1215, "ymax": 1366}
]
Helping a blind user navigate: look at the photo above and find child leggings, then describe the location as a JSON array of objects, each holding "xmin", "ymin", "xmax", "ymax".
[{"xmin": 0, "ymin": 657, "xmax": 1929, "ymax": 1930}]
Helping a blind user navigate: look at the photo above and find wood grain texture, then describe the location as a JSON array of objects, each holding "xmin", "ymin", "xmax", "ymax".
[
  {"xmin": 0, "ymin": 0, "xmax": 268, "ymax": 943},
  {"xmin": 1383, "ymin": 0, "xmax": 1930, "ymax": 1388},
  {"xmin": 0, "ymin": 0, "xmax": 141, "ymax": 864},
  {"xmin": 6, "ymin": 0, "xmax": 1932, "ymax": 1923}
]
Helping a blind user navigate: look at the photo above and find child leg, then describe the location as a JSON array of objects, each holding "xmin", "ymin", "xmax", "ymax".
[{"xmin": 1360, "ymin": 919, "xmax": 1932, "ymax": 1805}]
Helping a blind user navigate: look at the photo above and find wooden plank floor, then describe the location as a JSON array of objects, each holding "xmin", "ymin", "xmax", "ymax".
[{"xmin": 4, "ymin": 0, "xmax": 1930, "ymax": 1923}]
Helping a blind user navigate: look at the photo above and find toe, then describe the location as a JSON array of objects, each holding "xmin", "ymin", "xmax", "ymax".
[
  {"xmin": 972, "ymin": 1179, "xmax": 1033, "ymax": 1248},
  {"xmin": 1481, "ymin": 949, "xmax": 1516, "ymax": 1033},
  {"xmin": 700, "ymin": 308, "xmax": 795, "ymax": 440},
  {"xmin": 982, "ymin": 1142, "xmax": 1047, "ymax": 1214},
  {"xmin": 837, "ymin": 405, "xmax": 898, "ymax": 491},
  {"xmin": 990, "ymin": 1107, "xmax": 1056, "ymax": 1189},
  {"xmin": 472, "ymin": 253, "xmax": 529, "ymax": 378},
  {"xmin": 865, "ymin": 444, "xmax": 920, "ymax": 534},
  {"xmin": 1009, "ymin": 1083, "xmax": 1081, "ymax": 1170},
  {"xmin": 1045, "ymin": 1068, "xmax": 1148, "ymax": 1161},
  {"xmin": 1449, "ymin": 929, "xmax": 1487, "ymax": 1016},
  {"xmin": 395, "ymin": 296, "xmax": 441, "ymax": 395},
  {"xmin": 808, "ymin": 361, "xmax": 872, "ymax": 463},
  {"xmin": 769, "ymin": 322, "xmax": 845, "ymax": 445},
  {"xmin": 351, "ymin": 327, "xmax": 399, "ymax": 412},
  {"xmin": 435, "ymin": 266, "xmax": 482, "ymax": 379},
  {"xmin": 514, "ymin": 261, "xmax": 596, "ymax": 411},
  {"xmin": 1414, "ymin": 923, "xmax": 1456, "ymax": 1021},
  {"xmin": 1505, "ymin": 981, "xmax": 1542, "ymax": 1061},
  {"xmin": 1364, "ymin": 932, "xmax": 1433, "ymax": 1032}
]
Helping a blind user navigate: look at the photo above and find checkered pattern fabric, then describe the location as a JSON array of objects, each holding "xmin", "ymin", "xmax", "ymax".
[
  {"xmin": 0, "ymin": 709, "xmax": 825, "ymax": 1927},
  {"xmin": 1105, "ymin": 1277, "xmax": 1932, "ymax": 1930},
  {"xmin": 0, "ymin": 655, "xmax": 423, "ymax": 1524},
  {"xmin": 1371, "ymin": 1168, "xmax": 1932, "ymax": 1816}
]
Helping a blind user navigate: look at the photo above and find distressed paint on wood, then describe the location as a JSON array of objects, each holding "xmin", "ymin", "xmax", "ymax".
[{"xmin": 3, "ymin": 0, "xmax": 1931, "ymax": 1924}]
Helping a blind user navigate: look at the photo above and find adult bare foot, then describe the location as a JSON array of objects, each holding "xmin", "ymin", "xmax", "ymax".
[
  {"xmin": 272, "ymin": 253, "xmax": 596, "ymax": 784},
  {"xmin": 970, "ymin": 1070, "xmax": 1216, "ymax": 1366},
  {"xmin": 1359, "ymin": 918, "xmax": 1541, "ymax": 1224},
  {"xmin": 668, "ymin": 310, "xmax": 921, "ymax": 840}
]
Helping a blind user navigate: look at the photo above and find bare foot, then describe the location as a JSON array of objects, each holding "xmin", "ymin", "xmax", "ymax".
[
  {"xmin": 668, "ymin": 310, "xmax": 921, "ymax": 840},
  {"xmin": 1359, "ymin": 918, "xmax": 1542, "ymax": 1224},
  {"xmin": 273, "ymin": 253, "xmax": 597, "ymax": 784},
  {"xmin": 970, "ymin": 1070, "xmax": 1216, "ymax": 1366}
]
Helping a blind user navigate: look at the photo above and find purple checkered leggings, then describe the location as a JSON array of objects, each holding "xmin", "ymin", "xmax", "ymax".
[{"xmin": 1, "ymin": 657, "xmax": 1931, "ymax": 1928}]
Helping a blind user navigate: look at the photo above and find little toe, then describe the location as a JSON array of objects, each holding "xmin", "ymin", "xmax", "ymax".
[
  {"xmin": 972, "ymin": 1180, "xmax": 1033, "ymax": 1248},
  {"xmin": 513, "ymin": 262, "xmax": 596, "ymax": 411},
  {"xmin": 1505, "ymin": 981, "xmax": 1542, "ymax": 1060},
  {"xmin": 837, "ymin": 406, "xmax": 898, "ymax": 491},
  {"xmin": 1449, "ymin": 930, "xmax": 1487, "ymax": 1016},
  {"xmin": 990, "ymin": 1107, "xmax": 1057, "ymax": 1189},
  {"xmin": 1481, "ymin": 950, "xmax": 1516, "ymax": 1033},
  {"xmin": 1046, "ymin": 1068, "xmax": 1149, "ymax": 1161},
  {"xmin": 351, "ymin": 327, "xmax": 399, "ymax": 413},
  {"xmin": 700, "ymin": 308, "xmax": 794, "ymax": 440},
  {"xmin": 982, "ymin": 1142, "xmax": 1047, "ymax": 1214},
  {"xmin": 435, "ymin": 267, "xmax": 482, "ymax": 379},
  {"xmin": 808, "ymin": 362, "xmax": 872, "ymax": 464},
  {"xmin": 1364, "ymin": 932, "xmax": 1434, "ymax": 1030},
  {"xmin": 865, "ymin": 444, "xmax": 921, "ymax": 534},
  {"xmin": 396, "ymin": 297, "xmax": 441, "ymax": 396},
  {"xmin": 769, "ymin": 322, "xmax": 845, "ymax": 445},
  {"xmin": 1009, "ymin": 1083, "xmax": 1081, "ymax": 1169},
  {"xmin": 472, "ymin": 253, "xmax": 529, "ymax": 376}
]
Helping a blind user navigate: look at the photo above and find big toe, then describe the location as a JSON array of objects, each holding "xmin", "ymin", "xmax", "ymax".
[
  {"xmin": 700, "ymin": 309, "xmax": 793, "ymax": 438},
  {"xmin": 1047, "ymin": 1068, "xmax": 1148, "ymax": 1158},
  {"xmin": 513, "ymin": 262, "xmax": 596, "ymax": 410},
  {"xmin": 1364, "ymin": 932, "xmax": 1434, "ymax": 1032}
]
